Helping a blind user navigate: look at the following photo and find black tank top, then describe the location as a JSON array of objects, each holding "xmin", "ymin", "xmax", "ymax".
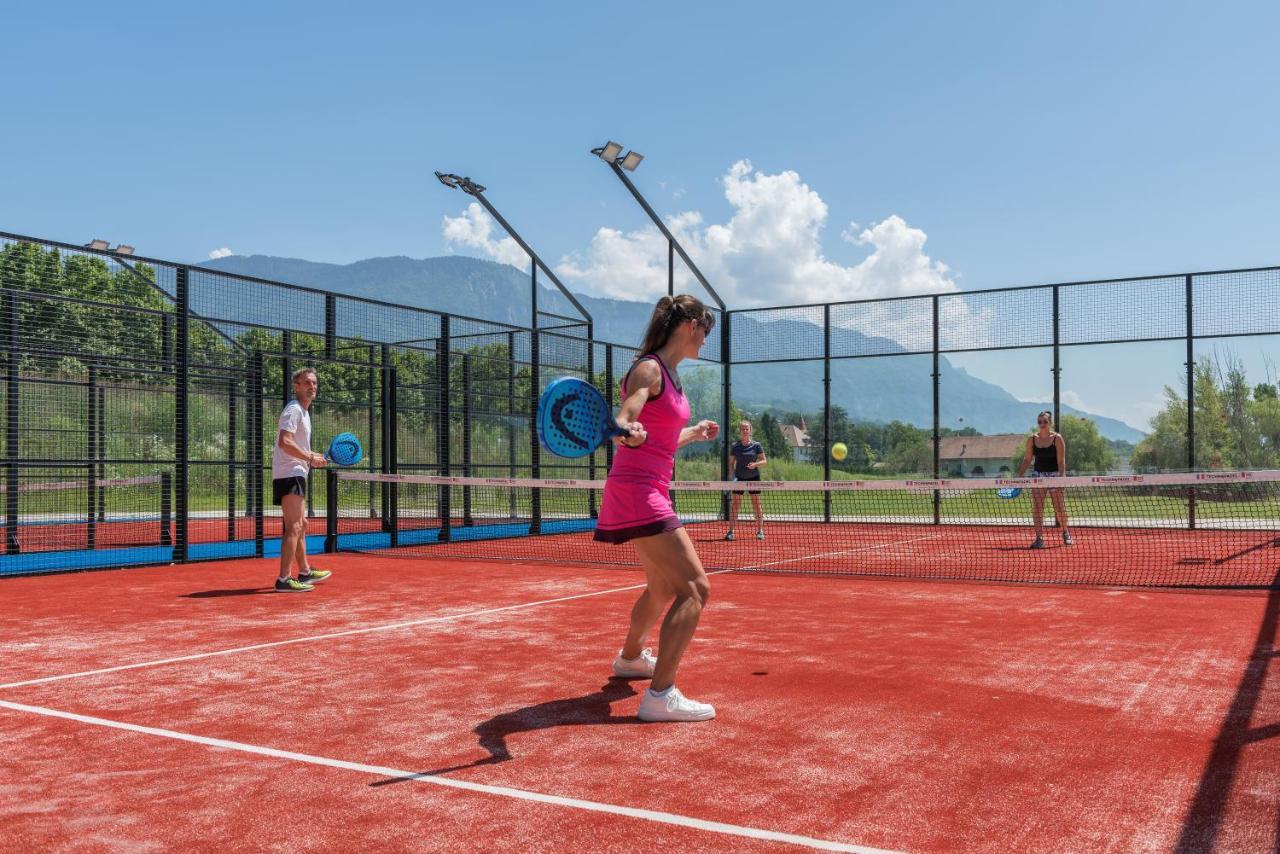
[{"xmin": 1032, "ymin": 435, "xmax": 1058, "ymax": 473}]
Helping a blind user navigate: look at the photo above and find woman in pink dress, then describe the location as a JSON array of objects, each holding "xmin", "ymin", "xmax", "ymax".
[{"xmin": 594, "ymin": 294, "xmax": 720, "ymax": 722}]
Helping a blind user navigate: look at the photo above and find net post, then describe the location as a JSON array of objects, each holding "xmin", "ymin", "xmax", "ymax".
[
  {"xmin": 1052, "ymin": 285, "xmax": 1061, "ymax": 431},
  {"xmin": 437, "ymin": 316, "xmax": 451, "ymax": 542},
  {"xmin": 1186, "ymin": 273, "xmax": 1196, "ymax": 529},
  {"xmin": 931, "ymin": 294, "xmax": 941, "ymax": 525},
  {"xmin": 87, "ymin": 362, "xmax": 99, "ymax": 550},
  {"xmin": 174, "ymin": 266, "xmax": 190, "ymax": 563},
  {"xmin": 324, "ymin": 469, "xmax": 338, "ymax": 553},
  {"xmin": 3, "ymin": 288, "xmax": 16, "ymax": 554},
  {"xmin": 823, "ymin": 304, "xmax": 832, "ymax": 522},
  {"xmin": 227, "ymin": 374, "xmax": 238, "ymax": 542},
  {"xmin": 160, "ymin": 471, "xmax": 173, "ymax": 547}
]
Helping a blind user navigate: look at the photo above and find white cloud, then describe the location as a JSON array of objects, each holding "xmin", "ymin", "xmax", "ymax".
[
  {"xmin": 208, "ymin": 247, "xmax": 233, "ymax": 260},
  {"xmin": 441, "ymin": 202, "xmax": 530, "ymax": 271},
  {"xmin": 443, "ymin": 159, "xmax": 970, "ymax": 349},
  {"xmin": 556, "ymin": 160, "xmax": 958, "ymax": 309}
]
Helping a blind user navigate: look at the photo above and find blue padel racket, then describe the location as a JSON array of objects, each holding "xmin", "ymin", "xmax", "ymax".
[
  {"xmin": 537, "ymin": 377, "xmax": 629, "ymax": 458},
  {"xmin": 997, "ymin": 486, "xmax": 1022, "ymax": 499},
  {"xmin": 325, "ymin": 432, "xmax": 364, "ymax": 466}
]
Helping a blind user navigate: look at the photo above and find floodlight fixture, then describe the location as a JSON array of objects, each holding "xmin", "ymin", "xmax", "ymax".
[
  {"xmin": 592, "ymin": 141, "xmax": 624, "ymax": 163},
  {"xmin": 86, "ymin": 239, "xmax": 110, "ymax": 251},
  {"xmin": 434, "ymin": 171, "xmax": 485, "ymax": 195},
  {"xmin": 114, "ymin": 245, "xmax": 135, "ymax": 256},
  {"xmin": 620, "ymin": 150, "xmax": 643, "ymax": 172}
]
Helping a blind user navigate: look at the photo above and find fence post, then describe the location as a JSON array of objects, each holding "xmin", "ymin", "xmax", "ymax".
[
  {"xmin": 87, "ymin": 362, "xmax": 99, "ymax": 550},
  {"xmin": 4, "ymin": 290, "xmax": 18, "ymax": 554},
  {"xmin": 437, "ymin": 315, "xmax": 451, "ymax": 542},
  {"xmin": 174, "ymin": 267, "xmax": 190, "ymax": 562},
  {"xmin": 721, "ymin": 314, "xmax": 731, "ymax": 521},
  {"xmin": 324, "ymin": 294, "xmax": 337, "ymax": 362},
  {"xmin": 227, "ymin": 374, "xmax": 237, "ymax": 541},
  {"xmin": 252, "ymin": 350, "xmax": 265, "ymax": 558},
  {"xmin": 530, "ymin": 316, "xmax": 542, "ymax": 535},
  {"xmin": 823, "ymin": 305, "xmax": 832, "ymax": 522},
  {"xmin": 1052, "ymin": 285, "xmax": 1061, "ymax": 432},
  {"xmin": 1186, "ymin": 274, "xmax": 1196, "ymax": 529},
  {"xmin": 461, "ymin": 349, "xmax": 473, "ymax": 526},
  {"xmin": 932, "ymin": 294, "xmax": 941, "ymax": 525},
  {"xmin": 587, "ymin": 325, "xmax": 597, "ymax": 518}
]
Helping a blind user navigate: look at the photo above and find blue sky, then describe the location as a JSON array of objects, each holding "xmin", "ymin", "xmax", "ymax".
[{"xmin": 3, "ymin": 1, "xmax": 1278, "ymax": 431}]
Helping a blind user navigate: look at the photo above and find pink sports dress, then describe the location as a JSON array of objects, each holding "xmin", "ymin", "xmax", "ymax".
[{"xmin": 593, "ymin": 355, "xmax": 691, "ymax": 544}]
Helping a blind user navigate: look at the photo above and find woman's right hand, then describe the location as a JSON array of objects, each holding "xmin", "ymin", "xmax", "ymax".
[{"xmin": 616, "ymin": 421, "xmax": 647, "ymax": 448}]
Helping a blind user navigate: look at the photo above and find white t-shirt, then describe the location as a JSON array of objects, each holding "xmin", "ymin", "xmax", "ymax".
[{"xmin": 272, "ymin": 401, "xmax": 312, "ymax": 479}]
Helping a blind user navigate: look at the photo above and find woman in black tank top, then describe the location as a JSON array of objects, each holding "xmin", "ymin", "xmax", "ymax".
[{"xmin": 1016, "ymin": 410, "xmax": 1073, "ymax": 549}]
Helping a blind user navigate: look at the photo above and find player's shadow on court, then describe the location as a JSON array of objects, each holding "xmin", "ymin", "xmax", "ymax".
[
  {"xmin": 180, "ymin": 587, "xmax": 276, "ymax": 598},
  {"xmin": 370, "ymin": 678, "xmax": 644, "ymax": 785}
]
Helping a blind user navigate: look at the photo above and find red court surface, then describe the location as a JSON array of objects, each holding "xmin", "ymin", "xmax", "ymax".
[{"xmin": 2, "ymin": 557, "xmax": 1278, "ymax": 852}]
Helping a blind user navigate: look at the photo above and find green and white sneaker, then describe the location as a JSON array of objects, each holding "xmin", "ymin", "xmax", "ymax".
[
  {"xmin": 298, "ymin": 568, "xmax": 331, "ymax": 584},
  {"xmin": 275, "ymin": 576, "xmax": 314, "ymax": 593}
]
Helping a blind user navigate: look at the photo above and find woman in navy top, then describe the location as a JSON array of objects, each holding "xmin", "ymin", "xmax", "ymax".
[{"xmin": 726, "ymin": 420, "xmax": 767, "ymax": 541}]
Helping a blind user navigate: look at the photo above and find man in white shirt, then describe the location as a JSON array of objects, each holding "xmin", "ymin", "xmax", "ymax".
[{"xmin": 272, "ymin": 367, "xmax": 330, "ymax": 592}]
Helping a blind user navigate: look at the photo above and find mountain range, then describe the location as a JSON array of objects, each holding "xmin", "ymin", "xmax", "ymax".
[{"xmin": 199, "ymin": 254, "xmax": 1145, "ymax": 442}]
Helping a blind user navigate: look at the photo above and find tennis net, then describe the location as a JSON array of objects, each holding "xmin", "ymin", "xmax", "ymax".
[{"xmin": 325, "ymin": 470, "xmax": 1280, "ymax": 589}]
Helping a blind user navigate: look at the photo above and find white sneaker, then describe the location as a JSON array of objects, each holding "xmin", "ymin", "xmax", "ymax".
[
  {"xmin": 613, "ymin": 648, "xmax": 657, "ymax": 678},
  {"xmin": 637, "ymin": 686, "xmax": 716, "ymax": 722}
]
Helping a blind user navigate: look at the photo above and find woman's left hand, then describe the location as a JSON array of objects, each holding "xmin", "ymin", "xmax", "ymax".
[{"xmin": 693, "ymin": 420, "xmax": 719, "ymax": 442}]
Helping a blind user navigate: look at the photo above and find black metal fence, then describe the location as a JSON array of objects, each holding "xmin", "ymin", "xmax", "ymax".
[{"xmin": 1, "ymin": 228, "xmax": 1276, "ymax": 576}]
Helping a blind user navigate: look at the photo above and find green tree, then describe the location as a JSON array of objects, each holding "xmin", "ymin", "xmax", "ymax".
[{"xmin": 757, "ymin": 411, "xmax": 793, "ymax": 462}]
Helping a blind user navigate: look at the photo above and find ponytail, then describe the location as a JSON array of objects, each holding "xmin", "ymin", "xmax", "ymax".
[{"xmin": 636, "ymin": 294, "xmax": 713, "ymax": 357}]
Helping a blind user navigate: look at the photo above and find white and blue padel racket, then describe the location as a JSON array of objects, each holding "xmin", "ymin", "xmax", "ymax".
[
  {"xmin": 324, "ymin": 432, "xmax": 364, "ymax": 466},
  {"xmin": 536, "ymin": 377, "xmax": 631, "ymax": 458}
]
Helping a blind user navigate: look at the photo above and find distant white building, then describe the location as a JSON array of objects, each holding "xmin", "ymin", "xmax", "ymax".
[
  {"xmin": 779, "ymin": 419, "xmax": 815, "ymax": 462},
  {"xmin": 929, "ymin": 434, "xmax": 1025, "ymax": 477}
]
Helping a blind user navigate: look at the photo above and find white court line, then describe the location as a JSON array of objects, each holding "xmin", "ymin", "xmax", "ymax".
[
  {"xmin": 0, "ymin": 700, "xmax": 898, "ymax": 854},
  {"xmin": 0, "ymin": 570, "xmax": 733, "ymax": 691},
  {"xmin": 0, "ymin": 577, "xmax": 664, "ymax": 690},
  {"xmin": 0, "ymin": 535, "xmax": 940, "ymax": 692},
  {"xmin": 739, "ymin": 534, "xmax": 946, "ymax": 572}
]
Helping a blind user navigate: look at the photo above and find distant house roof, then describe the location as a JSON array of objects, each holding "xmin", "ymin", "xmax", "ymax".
[
  {"xmin": 779, "ymin": 424, "xmax": 810, "ymax": 448},
  {"xmin": 929, "ymin": 434, "xmax": 1025, "ymax": 461}
]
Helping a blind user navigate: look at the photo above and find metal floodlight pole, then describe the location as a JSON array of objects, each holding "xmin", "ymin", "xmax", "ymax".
[
  {"xmin": 433, "ymin": 172, "xmax": 593, "ymax": 330},
  {"xmin": 590, "ymin": 141, "xmax": 731, "ymax": 490},
  {"xmin": 588, "ymin": 143, "xmax": 725, "ymax": 312}
]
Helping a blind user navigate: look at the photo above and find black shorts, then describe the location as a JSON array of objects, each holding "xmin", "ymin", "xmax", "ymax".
[
  {"xmin": 733, "ymin": 477, "xmax": 761, "ymax": 496},
  {"xmin": 272, "ymin": 476, "xmax": 307, "ymax": 505}
]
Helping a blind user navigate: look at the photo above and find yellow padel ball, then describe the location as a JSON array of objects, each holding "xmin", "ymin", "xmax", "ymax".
[{"xmin": 831, "ymin": 442, "xmax": 848, "ymax": 461}]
